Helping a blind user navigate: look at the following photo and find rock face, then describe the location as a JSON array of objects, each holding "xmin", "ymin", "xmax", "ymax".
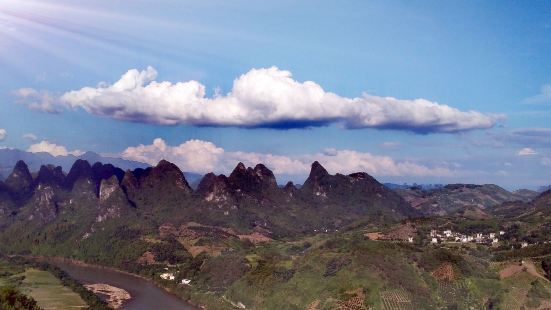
[
  {"xmin": 197, "ymin": 173, "xmax": 233, "ymax": 203},
  {"xmin": 5, "ymin": 160, "xmax": 34, "ymax": 201},
  {"xmin": 31, "ymin": 185, "xmax": 58, "ymax": 222},
  {"xmin": 97, "ymin": 176, "xmax": 130, "ymax": 222}
]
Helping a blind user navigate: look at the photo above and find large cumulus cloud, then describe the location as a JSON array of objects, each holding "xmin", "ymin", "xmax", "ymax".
[
  {"xmin": 121, "ymin": 138, "xmax": 455, "ymax": 178},
  {"xmin": 21, "ymin": 66, "xmax": 501, "ymax": 133}
]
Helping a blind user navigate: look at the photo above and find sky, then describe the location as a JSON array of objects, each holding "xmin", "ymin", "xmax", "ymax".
[{"xmin": 0, "ymin": 0, "xmax": 550, "ymax": 190}]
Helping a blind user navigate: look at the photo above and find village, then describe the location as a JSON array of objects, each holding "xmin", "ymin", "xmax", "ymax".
[
  {"xmin": 428, "ymin": 229, "xmax": 506, "ymax": 245},
  {"xmin": 365, "ymin": 222, "xmax": 537, "ymax": 249}
]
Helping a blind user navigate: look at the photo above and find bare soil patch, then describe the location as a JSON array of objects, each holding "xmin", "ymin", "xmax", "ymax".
[
  {"xmin": 432, "ymin": 262, "xmax": 456, "ymax": 281},
  {"xmin": 365, "ymin": 232, "xmax": 383, "ymax": 240},
  {"xmin": 137, "ymin": 251, "xmax": 156, "ymax": 265},
  {"xmin": 84, "ymin": 283, "xmax": 131, "ymax": 309},
  {"xmin": 338, "ymin": 288, "xmax": 366, "ymax": 310},
  {"xmin": 237, "ymin": 232, "xmax": 272, "ymax": 244}
]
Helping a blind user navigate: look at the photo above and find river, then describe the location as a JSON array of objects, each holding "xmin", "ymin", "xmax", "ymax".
[{"xmin": 53, "ymin": 261, "xmax": 197, "ymax": 310}]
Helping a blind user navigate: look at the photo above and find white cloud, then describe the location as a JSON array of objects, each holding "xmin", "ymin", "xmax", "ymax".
[
  {"xmin": 27, "ymin": 140, "xmax": 84, "ymax": 157},
  {"xmin": 22, "ymin": 133, "xmax": 38, "ymax": 141},
  {"xmin": 20, "ymin": 66, "xmax": 501, "ymax": 133},
  {"xmin": 523, "ymin": 83, "xmax": 551, "ymax": 104},
  {"xmin": 0, "ymin": 128, "xmax": 6, "ymax": 141},
  {"xmin": 121, "ymin": 138, "xmax": 455, "ymax": 178},
  {"xmin": 14, "ymin": 88, "xmax": 61, "ymax": 113},
  {"xmin": 517, "ymin": 148, "xmax": 538, "ymax": 156}
]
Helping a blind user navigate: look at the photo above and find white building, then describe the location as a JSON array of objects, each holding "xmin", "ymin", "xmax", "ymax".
[
  {"xmin": 431, "ymin": 238, "xmax": 438, "ymax": 244},
  {"xmin": 499, "ymin": 231, "xmax": 505, "ymax": 235},
  {"xmin": 521, "ymin": 242, "xmax": 529, "ymax": 248},
  {"xmin": 160, "ymin": 273, "xmax": 175, "ymax": 280},
  {"xmin": 408, "ymin": 237, "xmax": 414, "ymax": 243},
  {"xmin": 489, "ymin": 233, "xmax": 496, "ymax": 239},
  {"xmin": 444, "ymin": 230, "xmax": 452, "ymax": 237},
  {"xmin": 181, "ymin": 279, "xmax": 191, "ymax": 285},
  {"xmin": 492, "ymin": 238, "xmax": 499, "ymax": 244}
]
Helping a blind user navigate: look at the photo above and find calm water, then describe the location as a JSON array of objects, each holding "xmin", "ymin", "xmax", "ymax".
[{"xmin": 53, "ymin": 261, "xmax": 196, "ymax": 310}]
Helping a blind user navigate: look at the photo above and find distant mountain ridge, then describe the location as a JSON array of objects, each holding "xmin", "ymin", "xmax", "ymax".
[
  {"xmin": 394, "ymin": 183, "xmax": 539, "ymax": 218},
  {"xmin": 0, "ymin": 148, "xmax": 149, "ymax": 179},
  {"xmin": 0, "ymin": 148, "xmax": 205, "ymax": 187}
]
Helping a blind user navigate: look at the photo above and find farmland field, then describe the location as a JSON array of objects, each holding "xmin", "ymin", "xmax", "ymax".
[{"xmin": 20, "ymin": 268, "xmax": 88, "ymax": 310}]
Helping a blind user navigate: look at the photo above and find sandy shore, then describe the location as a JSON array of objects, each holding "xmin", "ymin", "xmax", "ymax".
[{"xmin": 84, "ymin": 283, "xmax": 131, "ymax": 309}]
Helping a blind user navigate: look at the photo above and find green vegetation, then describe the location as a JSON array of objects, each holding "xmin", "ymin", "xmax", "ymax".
[
  {"xmin": 0, "ymin": 285, "xmax": 41, "ymax": 310},
  {"xmin": 0, "ymin": 256, "xmax": 111, "ymax": 310}
]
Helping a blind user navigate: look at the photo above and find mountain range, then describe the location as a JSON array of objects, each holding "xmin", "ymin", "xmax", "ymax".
[
  {"xmin": 1, "ymin": 157, "xmax": 551, "ymax": 309},
  {"xmin": 0, "ymin": 158, "xmax": 416, "ymax": 238}
]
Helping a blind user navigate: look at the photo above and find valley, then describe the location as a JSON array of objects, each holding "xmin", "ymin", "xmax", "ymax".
[{"xmin": 0, "ymin": 158, "xmax": 550, "ymax": 309}]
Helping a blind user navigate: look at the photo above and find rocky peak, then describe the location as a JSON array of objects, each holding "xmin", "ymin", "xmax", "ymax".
[
  {"xmin": 233, "ymin": 162, "xmax": 247, "ymax": 173},
  {"xmin": 253, "ymin": 164, "xmax": 278, "ymax": 188},
  {"xmin": 310, "ymin": 161, "xmax": 329, "ymax": 177},
  {"xmin": 228, "ymin": 162, "xmax": 278, "ymax": 194},
  {"xmin": 65, "ymin": 159, "xmax": 93, "ymax": 189},
  {"xmin": 5, "ymin": 160, "xmax": 34, "ymax": 199},
  {"xmin": 302, "ymin": 161, "xmax": 330, "ymax": 193},
  {"xmin": 140, "ymin": 160, "xmax": 191, "ymax": 193},
  {"xmin": 228, "ymin": 162, "xmax": 248, "ymax": 182},
  {"xmin": 35, "ymin": 165, "xmax": 65, "ymax": 186}
]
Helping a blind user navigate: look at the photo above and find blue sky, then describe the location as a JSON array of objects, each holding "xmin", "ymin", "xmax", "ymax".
[{"xmin": 0, "ymin": 0, "xmax": 550, "ymax": 189}]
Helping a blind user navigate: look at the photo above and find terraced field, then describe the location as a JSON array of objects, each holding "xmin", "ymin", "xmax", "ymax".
[{"xmin": 380, "ymin": 288, "xmax": 412, "ymax": 310}]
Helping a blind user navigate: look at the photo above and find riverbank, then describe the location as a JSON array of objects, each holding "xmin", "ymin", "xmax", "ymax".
[{"xmin": 16, "ymin": 256, "xmax": 205, "ymax": 310}]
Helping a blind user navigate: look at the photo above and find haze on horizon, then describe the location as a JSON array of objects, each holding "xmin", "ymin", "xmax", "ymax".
[{"xmin": 0, "ymin": 0, "xmax": 550, "ymax": 190}]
